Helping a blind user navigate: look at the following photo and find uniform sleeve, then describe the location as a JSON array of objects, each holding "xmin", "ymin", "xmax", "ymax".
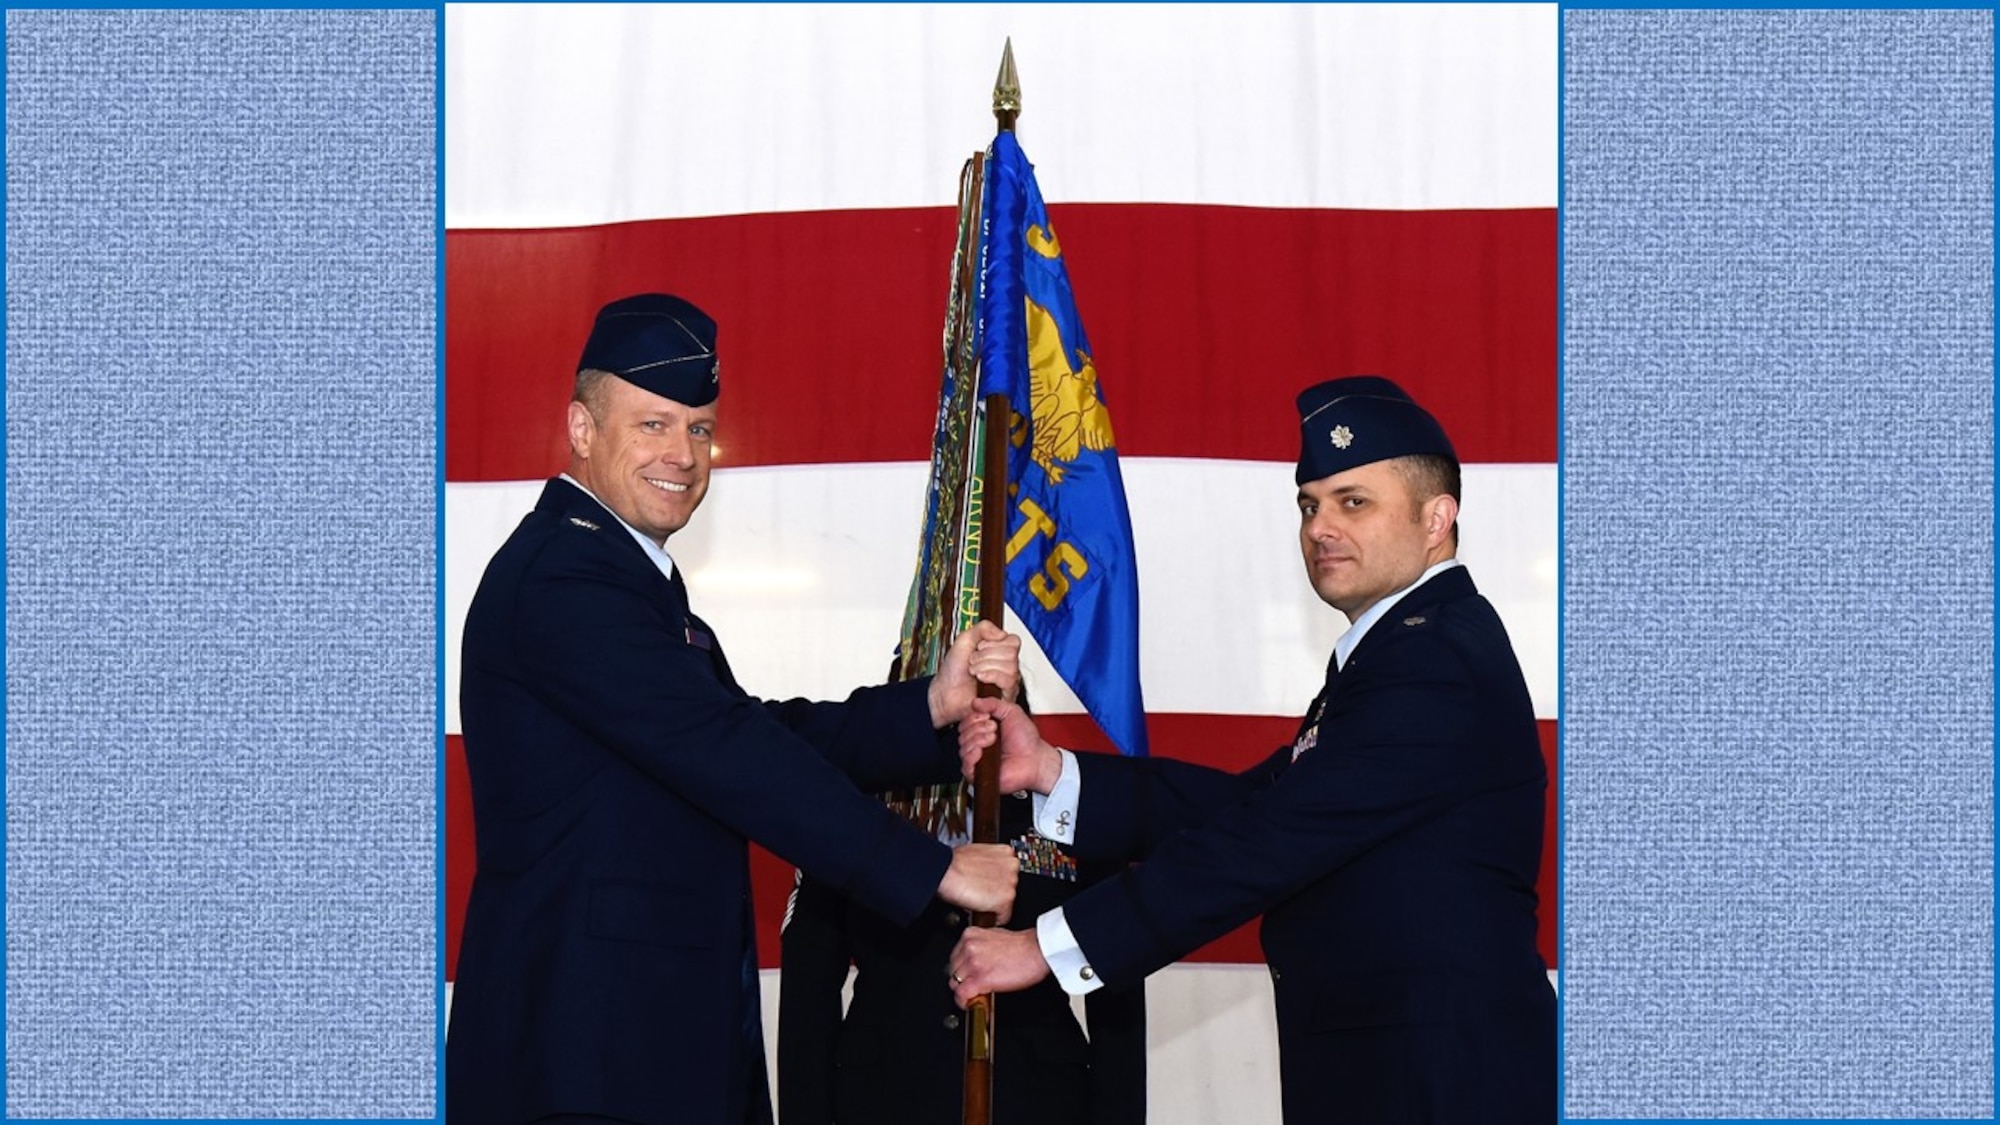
[
  {"xmin": 1064, "ymin": 634, "xmax": 1525, "ymax": 986},
  {"xmin": 757, "ymin": 687, "xmax": 961, "ymax": 794},
  {"xmin": 777, "ymin": 871, "xmax": 851, "ymax": 1125},
  {"xmin": 1066, "ymin": 747, "xmax": 1271, "ymax": 862},
  {"xmin": 513, "ymin": 539, "xmax": 950, "ymax": 925}
]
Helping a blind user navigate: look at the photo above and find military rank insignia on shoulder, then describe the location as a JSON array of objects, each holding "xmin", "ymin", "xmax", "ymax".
[
  {"xmin": 1011, "ymin": 834, "xmax": 1078, "ymax": 882},
  {"xmin": 567, "ymin": 516, "xmax": 601, "ymax": 532},
  {"xmin": 1402, "ymin": 614, "xmax": 1428, "ymax": 627}
]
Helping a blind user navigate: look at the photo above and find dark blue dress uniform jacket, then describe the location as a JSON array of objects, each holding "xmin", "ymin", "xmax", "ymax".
[
  {"xmin": 449, "ymin": 479, "xmax": 960, "ymax": 1124},
  {"xmin": 1061, "ymin": 566, "xmax": 1555, "ymax": 1123}
]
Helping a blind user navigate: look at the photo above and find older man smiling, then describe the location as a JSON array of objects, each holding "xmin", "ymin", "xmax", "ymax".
[{"xmin": 448, "ymin": 293, "xmax": 1024, "ymax": 1125}]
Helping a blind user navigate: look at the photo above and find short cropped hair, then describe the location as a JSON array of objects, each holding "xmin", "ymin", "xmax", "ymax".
[
  {"xmin": 573, "ymin": 368, "xmax": 616, "ymax": 419},
  {"xmin": 1393, "ymin": 453, "xmax": 1462, "ymax": 545}
]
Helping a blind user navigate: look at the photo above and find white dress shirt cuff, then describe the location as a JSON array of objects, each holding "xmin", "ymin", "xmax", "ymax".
[
  {"xmin": 1036, "ymin": 908, "xmax": 1104, "ymax": 996},
  {"xmin": 1030, "ymin": 748, "xmax": 1080, "ymax": 843}
]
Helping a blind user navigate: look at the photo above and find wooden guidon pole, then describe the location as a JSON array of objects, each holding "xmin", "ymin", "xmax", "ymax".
[{"xmin": 963, "ymin": 40, "xmax": 1021, "ymax": 1125}]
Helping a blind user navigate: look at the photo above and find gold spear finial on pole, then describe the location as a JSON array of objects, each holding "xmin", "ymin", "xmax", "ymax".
[{"xmin": 992, "ymin": 38, "xmax": 1020, "ymax": 133}]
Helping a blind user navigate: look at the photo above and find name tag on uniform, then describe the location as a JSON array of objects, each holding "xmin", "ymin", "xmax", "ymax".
[
  {"xmin": 1291, "ymin": 699, "xmax": 1328, "ymax": 762},
  {"xmin": 684, "ymin": 625, "xmax": 712, "ymax": 650},
  {"xmin": 1291, "ymin": 726, "xmax": 1319, "ymax": 762}
]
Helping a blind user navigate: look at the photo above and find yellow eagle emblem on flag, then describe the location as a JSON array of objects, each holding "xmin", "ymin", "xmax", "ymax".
[{"xmin": 1023, "ymin": 297, "xmax": 1116, "ymax": 484}]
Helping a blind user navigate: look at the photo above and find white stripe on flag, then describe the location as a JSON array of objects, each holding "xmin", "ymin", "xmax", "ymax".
[{"xmin": 442, "ymin": 460, "xmax": 1556, "ymax": 735}]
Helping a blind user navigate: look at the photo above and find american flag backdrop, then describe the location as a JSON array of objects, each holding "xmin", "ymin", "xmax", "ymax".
[{"xmin": 444, "ymin": 6, "xmax": 1556, "ymax": 1120}]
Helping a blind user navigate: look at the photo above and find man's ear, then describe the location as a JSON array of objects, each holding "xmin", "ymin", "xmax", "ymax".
[
  {"xmin": 1425, "ymin": 493, "xmax": 1459, "ymax": 545},
  {"xmin": 566, "ymin": 400, "xmax": 595, "ymax": 460}
]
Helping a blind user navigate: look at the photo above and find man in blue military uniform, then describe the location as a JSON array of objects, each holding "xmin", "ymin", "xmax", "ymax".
[
  {"xmin": 448, "ymin": 293, "xmax": 1024, "ymax": 1124},
  {"xmin": 948, "ymin": 376, "xmax": 1555, "ymax": 1122}
]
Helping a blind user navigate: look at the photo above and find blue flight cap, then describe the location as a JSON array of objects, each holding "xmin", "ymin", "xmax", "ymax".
[
  {"xmin": 1294, "ymin": 376, "xmax": 1457, "ymax": 485},
  {"xmin": 576, "ymin": 293, "xmax": 721, "ymax": 406}
]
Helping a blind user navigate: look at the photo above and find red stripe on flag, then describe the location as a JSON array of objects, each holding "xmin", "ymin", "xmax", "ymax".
[
  {"xmin": 445, "ymin": 730, "xmax": 475, "ymax": 980},
  {"xmin": 448, "ymin": 718, "xmax": 1559, "ymax": 978},
  {"xmin": 446, "ymin": 205, "xmax": 1554, "ymax": 481}
]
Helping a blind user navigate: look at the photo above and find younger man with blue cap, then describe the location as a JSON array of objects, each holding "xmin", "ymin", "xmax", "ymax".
[
  {"xmin": 449, "ymin": 294, "xmax": 1027, "ymax": 1124},
  {"xmin": 949, "ymin": 376, "xmax": 1555, "ymax": 1123}
]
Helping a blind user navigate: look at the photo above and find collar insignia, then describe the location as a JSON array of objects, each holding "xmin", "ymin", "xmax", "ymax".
[{"xmin": 568, "ymin": 517, "xmax": 600, "ymax": 531}]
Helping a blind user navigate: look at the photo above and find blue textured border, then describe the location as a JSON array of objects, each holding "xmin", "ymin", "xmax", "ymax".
[
  {"xmin": 432, "ymin": 5, "xmax": 448, "ymax": 1112},
  {"xmin": 1555, "ymin": 9, "xmax": 1573, "ymax": 1120},
  {"xmin": 5, "ymin": 8, "xmax": 439, "ymax": 1119},
  {"xmin": 1562, "ymin": 8, "xmax": 1993, "ymax": 1121}
]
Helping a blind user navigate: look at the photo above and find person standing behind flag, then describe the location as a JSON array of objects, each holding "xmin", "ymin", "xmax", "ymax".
[
  {"xmin": 776, "ymin": 698, "xmax": 1145, "ymax": 1125},
  {"xmin": 448, "ymin": 293, "xmax": 1025, "ymax": 1125},
  {"xmin": 771, "ymin": 118, "xmax": 1149, "ymax": 1125},
  {"xmin": 949, "ymin": 377, "xmax": 1556, "ymax": 1123}
]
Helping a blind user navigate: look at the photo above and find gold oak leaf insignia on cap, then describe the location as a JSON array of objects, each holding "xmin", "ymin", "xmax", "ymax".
[{"xmin": 1331, "ymin": 425, "xmax": 1354, "ymax": 449}]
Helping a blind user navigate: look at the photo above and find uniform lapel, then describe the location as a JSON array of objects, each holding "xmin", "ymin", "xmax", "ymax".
[
  {"xmin": 1289, "ymin": 567, "xmax": 1478, "ymax": 767},
  {"xmin": 535, "ymin": 478, "xmax": 744, "ymax": 692},
  {"xmin": 1340, "ymin": 565, "xmax": 1477, "ymax": 676},
  {"xmin": 687, "ymin": 608, "xmax": 742, "ymax": 693},
  {"xmin": 538, "ymin": 477, "xmax": 692, "ymax": 614}
]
